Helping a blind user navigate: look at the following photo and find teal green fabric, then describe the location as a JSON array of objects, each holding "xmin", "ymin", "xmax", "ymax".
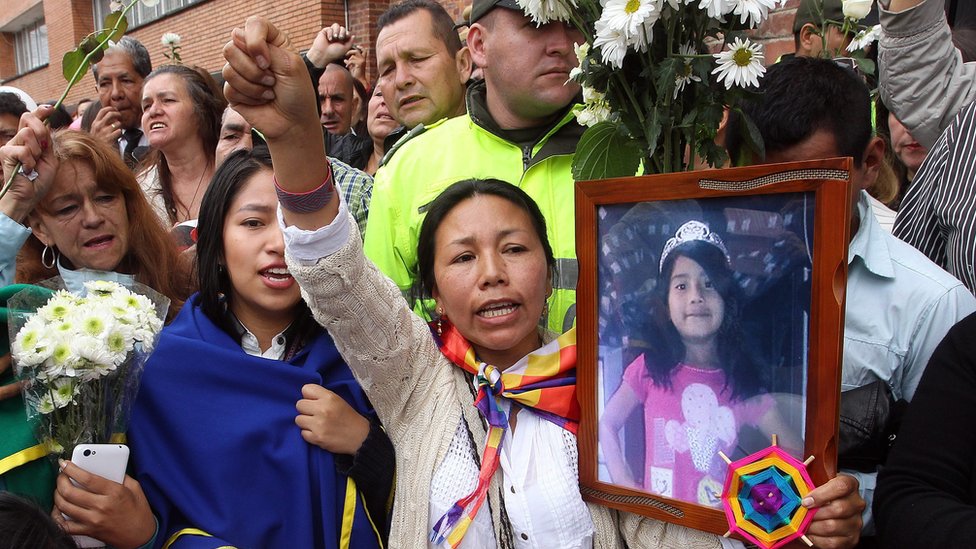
[{"xmin": 0, "ymin": 284, "xmax": 57, "ymax": 511}]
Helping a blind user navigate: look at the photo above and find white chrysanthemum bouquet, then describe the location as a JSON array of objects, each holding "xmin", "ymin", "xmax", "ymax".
[
  {"xmin": 8, "ymin": 280, "xmax": 168, "ymax": 459},
  {"xmin": 529, "ymin": 0, "xmax": 874, "ymax": 178}
]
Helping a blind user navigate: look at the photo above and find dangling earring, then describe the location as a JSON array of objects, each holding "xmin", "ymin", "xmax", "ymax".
[
  {"xmin": 436, "ymin": 306, "xmax": 445, "ymax": 336},
  {"xmin": 41, "ymin": 245, "xmax": 56, "ymax": 269}
]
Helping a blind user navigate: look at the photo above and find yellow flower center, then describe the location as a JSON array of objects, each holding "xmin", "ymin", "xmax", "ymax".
[
  {"xmin": 83, "ymin": 317, "xmax": 105, "ymax": 336},
  {"xmin": 107, "ymin": 332, "xmax": 126, "ymax": 353},
  {"xmin": 625, "ymin": 0, "xmax": 641, "ymax": 14},
  {"xmin": 733, "ymin": 47, "xmax": 754, "ymax": 67},
  {"xmin": 52, "ymin": 344, "xmax": 70, "ymax": 364},
  {"xmin": 21, "ymin": 331, "xmax": 37, "ymax": 349}
]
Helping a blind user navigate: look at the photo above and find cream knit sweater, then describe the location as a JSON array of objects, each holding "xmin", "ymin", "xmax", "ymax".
[{"xmin": 287, "ymin": 218, "xmax": 722, "ymax": 549}]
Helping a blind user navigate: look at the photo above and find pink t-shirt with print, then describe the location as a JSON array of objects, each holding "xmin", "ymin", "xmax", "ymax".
[{"xmin": 623, "ymin": 354, "xmax": 773, "ymax": 507}]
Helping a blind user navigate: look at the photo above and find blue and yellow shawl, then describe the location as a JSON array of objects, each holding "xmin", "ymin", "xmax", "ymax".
[{"xmin": 130, "ymin": 295, "xmax": 383, "ymax": 549}]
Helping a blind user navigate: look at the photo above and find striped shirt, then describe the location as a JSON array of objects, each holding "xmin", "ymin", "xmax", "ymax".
[{"xmin": 893, "ymin": 100, "xmax": 976, "ymax": 292}]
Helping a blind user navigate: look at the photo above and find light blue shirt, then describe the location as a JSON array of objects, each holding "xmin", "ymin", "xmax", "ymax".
[
  {"xmin": 0, "ymin": 212, "xmax": 32, "ymax": 288},
  {"xmin": 844, "ymin": 190, "xmax": 976, "ymax": 533},
  {"xmin": 844, "ymin": 191, "xmax": 976, "ymax": 401}
]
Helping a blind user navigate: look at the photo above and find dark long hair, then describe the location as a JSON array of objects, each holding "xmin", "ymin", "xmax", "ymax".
[
  {"xmin": 195, "ymin": 146, "xmax": 271, "ymax": 320},
  {"xmin": 195, "ymin": 146, "xmax": 316, "ymax": 351},
  {"xmin": 646, "ymin": 240, "xmax": 765, "ymax": 400},
  {"xmin": 140, "ymin": 64, "xmax": 226, "ymax": 224},
  {"xmin": 414, "ymin": 179, "xmax": 557, "ymax": 309}
]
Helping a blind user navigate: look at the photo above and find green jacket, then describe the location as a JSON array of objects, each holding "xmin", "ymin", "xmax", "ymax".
[{"xmin": 364, "ymin": 83, "xmax": 584, "ymax": 333}]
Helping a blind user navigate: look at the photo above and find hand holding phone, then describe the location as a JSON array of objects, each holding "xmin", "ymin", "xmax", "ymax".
[
  {"xmin": 70, "ymin": 444, "xmax": 129, "ymax": 484},
  {"xmin": 61, "ymin": 444, "xmax": 131, "ymax": 548}
]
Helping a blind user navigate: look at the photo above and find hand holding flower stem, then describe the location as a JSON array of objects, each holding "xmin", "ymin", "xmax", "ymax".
[{"xmin": 0, "ymin": 0, "xmax": 143, "ymax": 201}]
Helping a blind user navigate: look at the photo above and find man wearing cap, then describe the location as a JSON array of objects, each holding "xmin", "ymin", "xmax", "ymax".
[
  {"xmin": 793, "ymin": 0, "xmax": 857, "ymax": 58},
  {"xmin": 0, "ymin": 88, "xmax": 35, "ymax": 183},
  {"xmin": 0, "ymin": 92, "xmax": 30, "ymax": 149},
  {"xmin": 90, "ymin": 36, "xmax": 152, "ymax": 169},
  {"xmin": 363, "ymin": 0, "xmax": 584, "ymax": 333},
  {"xmin": 0, "ymin": 86, "xmax": 37, "ymax": 185},
  {"xmin": 877, "ymin": 0, "xmax": 976, "ymax": 293}
]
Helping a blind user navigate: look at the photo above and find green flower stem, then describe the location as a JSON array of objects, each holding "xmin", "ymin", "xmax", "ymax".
[
  {"xmin": 615, "ymin": 71, "xmax": 645, "ymax": 125},
  {"xmin": 568, "ymin": 9, "xmax": 594, "ymax": 44},
  {"xmin": 0, "ymin": 0, "xmax": 139, "ymax": 201},
  {"xmin": 574, "ymin": 0, "xmax": 601, "ymax": 26}
]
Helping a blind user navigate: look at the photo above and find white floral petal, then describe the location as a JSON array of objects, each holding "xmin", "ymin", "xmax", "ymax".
[
  {"xmin": 594, "ymin": 19, "xmax": 629, "ymax": 69},
  {"xmin": 712, "ymin": 37, "xmax": 765, "ymax": 90}
]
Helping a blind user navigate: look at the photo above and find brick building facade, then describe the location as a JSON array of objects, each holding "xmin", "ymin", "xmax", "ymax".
[{"xmin": 2, "ymin": 0, "xmax": 807, "ymax": 109}]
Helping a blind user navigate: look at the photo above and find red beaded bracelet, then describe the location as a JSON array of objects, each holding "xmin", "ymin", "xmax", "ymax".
[{"xmin": 273, "ymin": 166, "xmax": 335, "ymax": 213}]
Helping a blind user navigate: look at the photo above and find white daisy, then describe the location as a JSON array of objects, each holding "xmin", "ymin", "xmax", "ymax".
[
  {"xmin": 570, "ymin": 42, "xmax": 589, "ymax": 81},
  {"xmin": 674, "ymin": 43, "xmax": 702, "ymax": 98},
  {"xmin": 600, "ymin": 0, "xmax": 658, "ymax": 39},
  {"xmin": 104, "ymin": 328, "xmax": 132, "ymax": 366},
  {"xmin": 73, "ymin": 335, "xmax": 116, "ymax": 375},
  {"xmin": 161, "ymin": 33, "xmax": 181, "ymax": 47},
  {"xmin": 37, "ymin": 291, "xmax": 78, "ymax": 322},
  {"xmin": 46, "ymin": 338, "xmax": 80, "ymax": 379},
  {"xmin": 52, "ymin": 378, "xmax": 79, "ymax": 409},
  {"xmin": 517, "ymin": 0, "xmax": 577, "ymax": 24},
  {"xmin": 697, "ymin": 0, "xmax": 734, "ymax": 20},
  {"xmin": 576, "ymin": 102, "xmax": 612, "ymax": 127},
  {"xmin": 655, "ymin": 0, "xmax": 681, "ymax": 12},
  {"xmin": 141, "ymin": 0, "xmax": 160, "ymax": 7},
  {"xmin": 109, "ymin": 0, "xmax": 123, "ymax": 10},
  {"xmin": 594, "ymin": 19, "xmax": 630, "ymax": 69},
  {"xmin": 712, "ymin": 37, "xmax": 765, "ymax": 89},
  {"xmin": 576, "ymin": 87, "xmax": 613, "ymax": 127},
  {"xmin": 842, "ymin": 0, "xmax": 873, "ymax": 21},
  {"xmin": 732, "ymin": 0, "xmax": 777, "ymax": 27},
  {"xmin": 85, "ymin": 280, "xmax": 119, "ymax": 297},
  {"xmin": 12, "ymin": 320, "xmax": 52, "ymax": 367},
  {"xmin": 630, "ymin": 22, "xmax": 655, "ymax": 53},
  {"xmin": 847, "ymin": 24, "xmax": 881, "ymax": 52},
  {"xmin": 35, "ymin": 393, "xmax": 55, "ymax": 415}
]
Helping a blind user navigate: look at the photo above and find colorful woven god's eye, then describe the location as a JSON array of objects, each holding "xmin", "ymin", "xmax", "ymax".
[{"xmin": 720, "ymin": 438, "xmax": 817, "ymax": 549}]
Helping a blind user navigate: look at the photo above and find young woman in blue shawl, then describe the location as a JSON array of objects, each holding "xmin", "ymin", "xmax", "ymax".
[{"xmin": 128, "ymin": 146, "xmax": 392, "ymax": 549}]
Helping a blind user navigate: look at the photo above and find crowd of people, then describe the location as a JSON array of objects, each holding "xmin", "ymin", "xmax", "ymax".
[{"xmin": 0, "ymin": 0, "xmax": 974, "ymax": 547}]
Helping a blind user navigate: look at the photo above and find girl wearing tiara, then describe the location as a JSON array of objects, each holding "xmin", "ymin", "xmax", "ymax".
[{"xmin": 600, "ymin": 220, "xmax": 778, "ymax": 508}]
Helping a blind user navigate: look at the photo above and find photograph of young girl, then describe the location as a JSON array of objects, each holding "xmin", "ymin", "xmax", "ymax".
[{"xmin": 598, "ymin": 195, "xmax": 813, "ymax": 510}]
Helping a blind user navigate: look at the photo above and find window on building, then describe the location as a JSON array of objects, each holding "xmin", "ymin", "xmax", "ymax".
[
  {"xmin": 93, "ymin": 0, "xmax": 204, "ymax": 30},
  {"xmin": 14, "ymin": 20, "xmax": 49, "ymax": 74}
]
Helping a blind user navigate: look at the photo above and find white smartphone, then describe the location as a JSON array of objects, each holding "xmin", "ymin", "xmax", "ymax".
[
  {"xmin": 70, "ymin": 443, "xmax": 129, "ymax": 483},
  {"xmin": 67, "ymin": 444, "xmax": 130, "ymax": 548}
]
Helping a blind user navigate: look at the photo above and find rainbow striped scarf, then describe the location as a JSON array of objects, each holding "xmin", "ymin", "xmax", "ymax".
[{"xmin": 429, "ymin": 321, "xmax": 580, "ymax": 547}]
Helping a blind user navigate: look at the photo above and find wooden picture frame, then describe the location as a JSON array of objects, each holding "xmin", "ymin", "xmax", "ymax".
[{"xmin": 575, "ymin": 158, "xmax": 852, "ymax": 535}]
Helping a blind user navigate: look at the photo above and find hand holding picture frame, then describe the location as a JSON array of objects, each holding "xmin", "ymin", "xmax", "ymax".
[{"xmin": 575, "ymin": 158, "xmax": 851, "ymax": 535}]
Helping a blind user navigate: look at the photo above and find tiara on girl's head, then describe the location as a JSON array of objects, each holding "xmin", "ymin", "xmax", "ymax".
[{"xmin": 659, "ymin": 220, "xmax": 731, "ymax": 272}]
